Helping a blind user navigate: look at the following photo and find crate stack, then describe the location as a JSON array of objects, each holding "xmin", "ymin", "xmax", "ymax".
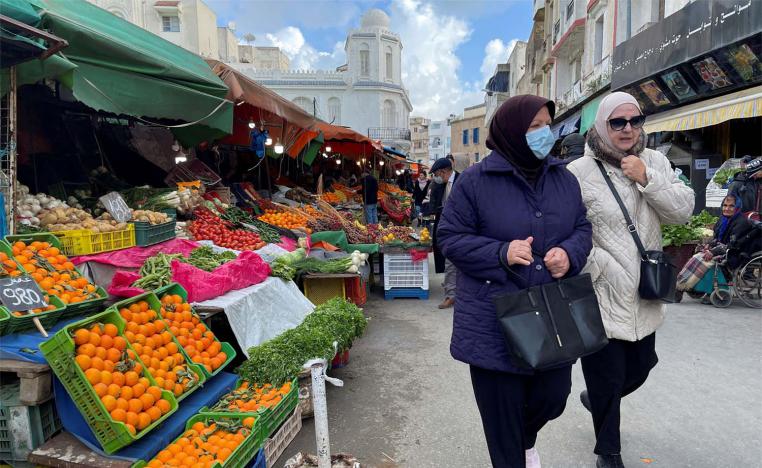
[{"xmin": 383, "ymin": 253, "xmax": 429, "ymax": 300}]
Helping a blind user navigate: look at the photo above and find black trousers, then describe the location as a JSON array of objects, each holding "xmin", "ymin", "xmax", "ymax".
[
  {"xmin": 470, "ymin": 365, "xmax": 572, "ymax": 468},
  {"xmin": 581, "ymin": 332, "xmax": 658, "ymax": 455}
]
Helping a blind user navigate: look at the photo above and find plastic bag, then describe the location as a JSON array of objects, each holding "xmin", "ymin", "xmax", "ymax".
[{"xmin": 170, "ymin": 250, "xmax": 271, "ymax": 302}]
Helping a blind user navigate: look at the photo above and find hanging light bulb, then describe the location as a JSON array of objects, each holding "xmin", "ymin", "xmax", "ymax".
[
  {"xmin": 379, "ymin": 160, "xmax": 385, "ymax": 166},
  {"xmin": 361, "ymin": 157, "xmax": 366, "ymax": 163},
  {"xmin": 322, "ymin": 153, "xmax": 328, "ymax": 158},
  {"xmin": 247, "ymin": 119, "xmax": 256, "ymax": 129},
  {"xmin": 336, "ymin": 159, "xmax": 342, "ymax": 165},
  {"xmin": 326, "ymin": 146, "xmax": 332, "ymax": 153},
  {"xmin": 265, "ymin": 137, "xmax": 273, "ymax": 146},
  {"xmin": 274, "ymin": 142, "xmax": 284, "ymax": 154},
  {"xmin": 395, "ymin": 170, "xmax": 401, "ymax": 175},
  {"xmin": 356, "ymin": 161, "xmax": 361, "ymax": 166}
]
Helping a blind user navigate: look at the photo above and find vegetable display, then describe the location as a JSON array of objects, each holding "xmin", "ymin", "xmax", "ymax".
[
  {"xmin": 258, "ymin": 209, "xmax": 310, "ymax": 232},
  {"xmin": 237, "ymin": 298, "xmax": 367, "ymax": 386},
  {"xmin": 71, "ymin": 322, "xmax": 173, "ymax": 436},
  {"xmin": 220, "ymin": 207, "xmax": 281, "ymax": 244},
  {"xmin": 661, "ymin": 210, "xmax": 719, "ymax": 247},
  {"xmin": 188, "ymin": 208, "xmax": 265, "ymax": 251},
  {"xmin": 712, "ymin": 167, "xmax": 742, "ymax": 187},
  {"xmin": 270, "ymin": 248, "xmax": 367, "ymax": 280},
  {"xmin": 131, "ymin": 247, "xmax": 238, "ymax": 290}
]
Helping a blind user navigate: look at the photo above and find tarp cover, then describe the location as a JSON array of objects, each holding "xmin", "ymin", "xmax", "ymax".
[{"xmin": 4, "ymin": 0, "xmax": 233, "ymax": 144}]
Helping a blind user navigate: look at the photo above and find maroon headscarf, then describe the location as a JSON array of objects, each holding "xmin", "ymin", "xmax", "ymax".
[{"xmin": 487, "ymin": 95, "xmax": 555, "ymax": 181}]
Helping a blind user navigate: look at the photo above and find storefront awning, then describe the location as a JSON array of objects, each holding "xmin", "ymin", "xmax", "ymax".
[
  {"xmin": 552, "ymin": 112, "xmax": 581, "ymax": 138},
  {"xmin": 312, "ymin": 122, "xmax": 383, "ymax": 160},
  {"xmin": 6, "ymin": 0, "xmax": 233, "ymax": 145},
  {"xmin": 644, "ymin": 85, "xmax": 762, "ymax": 133},
  {"xmin": 580, "ymin": 94, "xmax": 607, "ymax": 134}
]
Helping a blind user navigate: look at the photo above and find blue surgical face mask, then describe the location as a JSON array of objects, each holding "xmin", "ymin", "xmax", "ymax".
[{"xmin": 525, "ymin": 125, "xmax": 555, "ymax": 160}]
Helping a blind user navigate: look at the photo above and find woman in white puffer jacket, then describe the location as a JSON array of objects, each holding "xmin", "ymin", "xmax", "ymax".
[{"xmin": 567, "ymin": 92, "xmax": 694, "ymax": 468}]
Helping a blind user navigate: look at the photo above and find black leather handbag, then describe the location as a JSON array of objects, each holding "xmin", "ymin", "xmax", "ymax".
[
  {"xmin": 493, "ymin": 273, "xmax": 608, "ymax": 370},
  {"xmin": 596, "ymin": 161, "xmax": 677, "ymax": 301}
]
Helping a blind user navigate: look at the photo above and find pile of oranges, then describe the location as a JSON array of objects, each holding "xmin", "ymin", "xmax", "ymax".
[
  {"xmin": 4, "ymin": 241, "xmax": 100, "ymax": 306},
  {"xmin": 119, "ymin": 301, "xmax": 200, "ymax": 398},
  {"xmin": 159, "ymin": 294, "xmax": 227, "ymax": 374},
  {"xmin": 320, "ymin": 192, "xmax": 342, "ymax": 205},
  {"xmin": 143, "ymin": 418, "xmax": 254, "ymax": 467},
  {"xmin": 72, "ymin": 322, "xmax": 173, "ymax": 436},
  {"xmin": 258, "ymin": 209, "xmax": 311, "ymax": 233},
  {"xmin": 211, "ymin": 380, "xmax": 292, "ymax": 413}
]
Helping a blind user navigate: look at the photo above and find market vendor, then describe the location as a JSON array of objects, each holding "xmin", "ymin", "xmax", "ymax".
[
  {"xmin": 413, "ymin": 171, "xmax": 430, "ymax": 224},
  {"xmin": 360, "ymin": 170, "xmax": 379, "ymax": 224},
  {"xmin": 430, "ymin": 157, "xmax": 460, "ymax": 309}
]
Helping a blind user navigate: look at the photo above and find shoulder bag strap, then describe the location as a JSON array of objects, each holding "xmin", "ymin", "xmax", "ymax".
[{"xmin": 595, "ymin": 160, "xmax": 648, "ymax": 258}]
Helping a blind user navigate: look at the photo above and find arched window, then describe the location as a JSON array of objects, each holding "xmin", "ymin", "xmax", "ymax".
[
  {"xmin": 385, "ymin": 46, "xmax": 393, "ymax": 80},
  {"xmin": 359, "ymin": 43, "xmax": 370, "ymax": 77},
  {"xmin": 382, "ymin": 100, "xmax": 396, "ymax": 128},
  {"xmin": 327, "ymin": 98, "xmax": 341, "ymax": 125},
  {"xmin": 292, "ymin": 97, "xmax": 313, "ymax": 115}
]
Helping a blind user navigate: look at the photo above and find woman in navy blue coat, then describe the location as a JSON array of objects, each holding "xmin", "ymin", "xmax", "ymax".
[{"xmin": 437, "ymin": 95, "xmax": 593, "ymax": 467}]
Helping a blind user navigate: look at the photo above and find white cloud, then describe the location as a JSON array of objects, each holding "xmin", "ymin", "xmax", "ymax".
[
  {"xmin": 480, "ymin": 38, "xmax": 518, "ymax": 87},
  {"xmin": 262, "ymin": 27, "xmax": 344, "ymax": 70}
]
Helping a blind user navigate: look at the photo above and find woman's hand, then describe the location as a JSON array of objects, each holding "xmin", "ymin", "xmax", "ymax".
[
  {"xmin": 544, "ymin": 247, "xmax": 570, "ymax": 278},
  {"xmin": 507, "ymin": 237, "xmax": 534, "ymax": 266},
  {"xmin": 622, "ymin": 155, "xmax": 648, "ymax": 185}
]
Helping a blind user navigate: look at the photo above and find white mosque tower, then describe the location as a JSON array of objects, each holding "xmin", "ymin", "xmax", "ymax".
[{"xmin": 237, "ymin": 9, "xmax": 413, "ymax": 152}]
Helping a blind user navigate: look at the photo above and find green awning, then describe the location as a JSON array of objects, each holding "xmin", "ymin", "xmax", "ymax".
[
  {"xmin": 302, "ymin": 132, "xmax": 324, "ymax": 166},
  {"xmin": 3, "ymin": 0, "xmax": 232, "ymax": 144},
  {"xmin": 580, "ymin": 94, "xmax": 606, "ymax": 134}
]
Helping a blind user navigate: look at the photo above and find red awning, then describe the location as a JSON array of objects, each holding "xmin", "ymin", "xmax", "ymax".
[{"xmin": 312, "ymin": 122, "xmax": 383, "ymax": 160}]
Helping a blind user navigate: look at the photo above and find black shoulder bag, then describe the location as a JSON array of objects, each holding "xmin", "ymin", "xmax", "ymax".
[
  {"xmin": 493, "ymin": 255, "xmax": 608, "ymax": 370},
  {"xmin": 595, "ymin": 160, "xmax": 677, "ymax": 300}
]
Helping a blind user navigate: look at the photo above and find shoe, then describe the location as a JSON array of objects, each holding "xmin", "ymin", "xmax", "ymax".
[
  {"xmin": 580, "ymin": 390, "xmax": 592, "ymax": 413},
  {"xmin": 525, "ymin": 447, "xmax": 541, "ymax": 468},
  {"xmin": 438, "ymin": 297, "xmax": 455, "ymax": 309},
  {"xmin": 596, "ymin": 454, "xmax": 625, "ymax": 468}
]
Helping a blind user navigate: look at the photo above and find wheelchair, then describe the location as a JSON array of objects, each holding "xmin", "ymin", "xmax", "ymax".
[{"xmin": 687, "ymin": 220, "xmax": 762, "ymax": 309}]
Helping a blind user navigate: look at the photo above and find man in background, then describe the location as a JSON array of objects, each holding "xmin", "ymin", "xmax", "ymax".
[
  {"xmin": 360, "ymin": 171, "xmax": 379, "ymax": 224},
  {"xmin": 429, "ymin": 157, "xmax": 459, "ymax": 309}
]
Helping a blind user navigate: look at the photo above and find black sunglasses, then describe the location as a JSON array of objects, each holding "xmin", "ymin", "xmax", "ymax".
[{"xmin": 608, "ymin": 115, "xmax": 646, "ymax": 131}]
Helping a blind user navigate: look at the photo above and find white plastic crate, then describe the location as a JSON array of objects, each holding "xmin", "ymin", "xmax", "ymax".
[{"xmin": 383, "ymin": 253, "xmax": 429, "ymax": 291}]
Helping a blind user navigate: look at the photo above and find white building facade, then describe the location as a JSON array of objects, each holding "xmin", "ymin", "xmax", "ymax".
[
  {"xmin": 428, "ymin": 119, "xmax": 452, "ymax": 164},
  {"xmin": 235, "ymin": 10, "xmax": 413, "ymax": 151}
]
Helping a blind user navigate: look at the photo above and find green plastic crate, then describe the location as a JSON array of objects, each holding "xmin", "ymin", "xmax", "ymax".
[
  {"xmin": 108, "ymin": 291, "xmax": 207, "ymax": 402},
  {"xmin": 132, "ymin": 221, "xmax": 176, "ymax": 247},
  {"xmin": 201, "ymin": 378, "xmax": 298, "ymax": 440},
  {"xmin": 133, "ymin": 412, "xmax": 266, "ymax": 468},
  {"xmin": 39, "ymin": 310, "xmax": 179, "ymax": 454},
  {"xmin": 0, "ymin": 382, "xmax": 61, "ymax": 461},
  {"xmin": 1, "ymin": 295, "xmax": 66, "ymax": 336},
  {"xmin": 2, "ymin": 235, "xmax": 108, "ymax": 320},
  {"xmin": 0, "ymin": 307, "xmax": 9, "ymax": 335},
  {"xmin": 154, "ymin": 283, "xmax": 236, "ymax": 378}
]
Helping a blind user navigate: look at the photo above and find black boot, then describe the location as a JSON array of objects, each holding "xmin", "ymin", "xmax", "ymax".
[
  {"xmin": 580, "ymin": 390, "xmax": 592, "ymax": 413},
  {"xmin": 597, "ymin": 454, "xmax": 625, "ymax": 468}
]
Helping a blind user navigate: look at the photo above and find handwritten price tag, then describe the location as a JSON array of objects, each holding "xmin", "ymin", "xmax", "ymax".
[
  {"xmin": 0, "ymin": 275, "xmax": 48, "ymax": 311},
  {"xmin": 99, "ymin": 192, "xmax": 132, "ymax": 222}
]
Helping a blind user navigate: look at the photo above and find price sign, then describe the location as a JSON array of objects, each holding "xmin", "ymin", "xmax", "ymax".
[
  {"xmin": 0, "ymin": 275, "xmax": 48, "ymax": 312},
  {"xmin": 694, "ymin": 159, "xmax": 709, "ymax": 170},
  {"xmin": 706, "ymin": 167, "xmax": 718, "ymax": 180},
  {"xmin": 99, "ymin": 192, "xmax": 132, "ymax": 222}
]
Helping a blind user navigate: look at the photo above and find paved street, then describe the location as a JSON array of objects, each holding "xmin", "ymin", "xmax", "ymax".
[{"xmin": 282, "ymin": 265, "xmax": 762, "ymax": 468}]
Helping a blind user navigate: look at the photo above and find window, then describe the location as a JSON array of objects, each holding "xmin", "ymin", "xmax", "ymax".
[
  {"xmin": 382, "ymin": 100, "xmax": 396, "ymax": 128},
  {"xmin": 572, "ymin": 58, "xmax": 582, "ymax": 83},
  {"xmin": 553, "ymin": 20, "xmax": 560, "ymax": 43},
  {"xmin": 431, "ymin": 123, "xmax": 441, "ymax": 130},
  {"xmin": 328, "ymin": 97, "xmax": 341, "ymax": 124},
  {"xmin": 473, "ymin": 128, "xmax": 479, "ymax": 144},
  {"xmin": 475, "ymin": 152, "xmax": 480, "ymax": 162},
  {"xmin": 385, "ymin": 46, "xmax": 393, "ymax": 80},
  {"xmin": 594, "ymin": 15, "xmax": 605, "ymax": 64},
  {"xmin": 293, "ymin": 97, "xmax": 313, "ymax": 115},
  {"xmin": 359, "ymin": 43, "xmax": 370, "ymax": 77},
  {"xmin": 162, "ymin": 16, "xmax": 180, "ymax": 32},
  {"xmin": 566, "ymin": 0, "xmax": 575, "ymax": 21},
  {"xmin": 462, "ymin": 129, "xmax": 469, "ymax": 145}
]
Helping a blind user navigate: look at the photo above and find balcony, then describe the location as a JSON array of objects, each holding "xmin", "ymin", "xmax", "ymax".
[
  {"xmin": 583, "ymin": 55, "xmax": 611, "ymax": 95},
  {"xmin": 368, "ymin": 127, "xmax": 411, "ymax": 141},
  {"xmin": 533, "ymin": 0, "xmax": 545, "ymax": 21},
  {"xmin": 558, "ymin": 81, "xmax": 583, "ymax": 111}
]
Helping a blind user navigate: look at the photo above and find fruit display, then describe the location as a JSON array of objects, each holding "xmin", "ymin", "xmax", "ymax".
[
  {"xmin": 0, "ymin": 250, "xmax": 59, "ymax": 317},
  {"xmin": 189, "ymin": 208, "xmax": 266, "ymax": 251},
  {"xmin": 118, "ymin": 300, "xmax": 201, "ymax": 399},
  {"xmin": 141, "ymin": 416, "xmax": 255, "ymax": 468},
  {"xmin": 159, "ymin": 293, "xmax": 229, "ymax": 374},
  {"xmin": 419, "ymin": 227, "xmax": 431, "ymax": 243},
  {"xmin": 258, "ymin": 209, "xmax": 311, "ymax": 232},
  {"xmin": 6, "ymin": 240, "xmax": 101, "ymax": 305},
  {"xmin": 210, "ymin": 380, "xmax": 292, "ymax": 413},
  {"xmin": 71, "ymin": 321, "xmax": 173, "ymax": 436}
]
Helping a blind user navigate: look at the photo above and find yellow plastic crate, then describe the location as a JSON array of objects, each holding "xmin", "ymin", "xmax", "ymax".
[
  {"xmin": 51, "ymin": 224, "xmax": 135, "ymax": 256},
  {"xmin": 303, "ymin": 276, "xmax": 346, "ymax": 305}
]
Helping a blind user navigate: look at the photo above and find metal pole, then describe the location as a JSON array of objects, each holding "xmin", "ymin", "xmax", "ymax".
[{"xmin": 311, "ymin": 362, "xmax": 331, "ymax": 468}]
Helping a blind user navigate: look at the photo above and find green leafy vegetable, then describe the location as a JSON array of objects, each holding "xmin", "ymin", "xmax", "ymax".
[{"xmin": 712, "ymin": 168, "xmax": 742, "ymax": 187}]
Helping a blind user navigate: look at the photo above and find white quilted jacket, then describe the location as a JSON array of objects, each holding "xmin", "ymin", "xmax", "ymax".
[{"xmin": 567, "ymin": 147, "xmax": 695, "ymax": 342}]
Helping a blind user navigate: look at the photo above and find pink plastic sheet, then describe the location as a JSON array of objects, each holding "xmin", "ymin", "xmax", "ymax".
[
  {"xmin": 108, "ymin": 251, "xmax": 271, "ymax": 302},
  {"xmin": 71, "ymin": 239, "xmax": 199, "ymax": 267}
]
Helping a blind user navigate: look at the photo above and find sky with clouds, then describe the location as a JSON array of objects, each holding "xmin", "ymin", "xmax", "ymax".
[{"xmin": 206, "ymin": 0, "xmax": 533, "ymax": 120}]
